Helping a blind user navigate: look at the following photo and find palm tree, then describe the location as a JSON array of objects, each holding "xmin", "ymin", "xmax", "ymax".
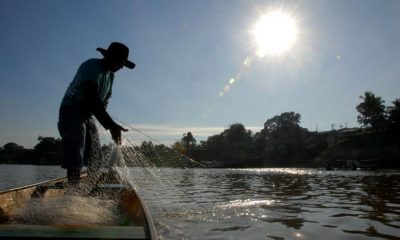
[
  {"xmin": 182, "ymin": 132, "xmax": 196, "ymax": 150},
  {"xmin": 388, "ymin": 99, "xmax": 400, "ymax": 125},
  {"xmin": 356, "ymin": 91, "xmax": 386, "ymax": 130}
]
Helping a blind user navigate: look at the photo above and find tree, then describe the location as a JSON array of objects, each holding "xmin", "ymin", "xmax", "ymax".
[
  {"xmin": 209, "ymin": 123, "xmax": 254, "ymax": 166},
  {"xmin": 222, "ymin": 124, "xmax": 252, "ymax": 143},
  {"xmin": 34, "ymin": 136, "xmax": 62, "ymax": 153},
  {"xmin": 181, "ymin": 132, "xmax": 196, "ymax": 150},
  {"xmin": 387, "ymin": 99, "xmax": 400, "ymax": 141},
  {"xmin": 388, "ymin": 99, "xmax": 400, "ymax": 126},
  {"xmin": 2, "ymin": 142, "xmax": 24, "ymax": 154},
  {"xmin": 264, "ymin": 112, "xmax": 301, "ymax": 133},
  {"xmin": 198, "ymin": 123, "xmax": 254, "ymax": 166},
  {"xmin": 139, "ymin": 141, "xmax": 156, "ymax": 156},
  {"xmin": 203, "ymin": 134, "xmax": 226, "ymax": 163},
  {"xmin": 260, "ymin": 112, "xmax": 307, "ymax": 165},
  {"xmin": 356, "ymin": 91, "xmax": 386, "ymax": 130},
  {"xmin": 172, "ymin": 141, "xmax": 186, "ymax": 154}
]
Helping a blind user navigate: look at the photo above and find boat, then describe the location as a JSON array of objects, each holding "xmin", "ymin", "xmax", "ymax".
[
  {"xmin": 0, "ymin": 170, "xmax": 157, "ymax": 240},
  {"xmin": 332, "ymin": 158, "xmax": 378, "ymax": 171}
]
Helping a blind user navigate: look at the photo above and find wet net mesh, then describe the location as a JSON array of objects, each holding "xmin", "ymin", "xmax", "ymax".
[
  {"xmin": 12, "ymin": 121, "xmax": 209, "ymax": 239},
  {"xmin": 97, "ymin": 121, "xmax": 211, "ymax": 238}
]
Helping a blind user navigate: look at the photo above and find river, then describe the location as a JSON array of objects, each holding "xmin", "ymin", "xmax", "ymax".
[{"xmin": 1, "ymin": 165, "xmax": 399, "ymax": 239}]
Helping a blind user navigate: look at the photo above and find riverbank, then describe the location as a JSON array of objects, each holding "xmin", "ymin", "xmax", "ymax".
[
  {"xmin": 319, "ymin": 131, "xmax": 400, "ymax": 169},
  {"xmin": 1, "ymin": 130, "xmax": 399, "ymax": 169}
]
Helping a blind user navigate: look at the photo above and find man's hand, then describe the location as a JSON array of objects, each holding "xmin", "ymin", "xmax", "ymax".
[{"xmin": 110, "ymin": 124, "xmax": 129, "ymax": 145}]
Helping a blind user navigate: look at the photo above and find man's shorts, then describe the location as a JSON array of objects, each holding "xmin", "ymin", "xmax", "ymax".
[{"xmin": 58, "ymin": 107, "xmax": 102, "ymax": 170}]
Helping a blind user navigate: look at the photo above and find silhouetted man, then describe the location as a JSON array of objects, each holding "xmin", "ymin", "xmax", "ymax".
[{"xmin": 58, "ymin": 42, "xmax": 134, "ymax": 184}]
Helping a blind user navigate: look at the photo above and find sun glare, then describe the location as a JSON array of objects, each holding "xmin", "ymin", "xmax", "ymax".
[{"xmin": 252, "ymin": 10, "xmax": 298, "ymax": 57}]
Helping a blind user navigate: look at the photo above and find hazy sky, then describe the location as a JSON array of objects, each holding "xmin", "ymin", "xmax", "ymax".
[{"xmin": 1, "ymin": 0, "xmax": 399, "ymax": 148}]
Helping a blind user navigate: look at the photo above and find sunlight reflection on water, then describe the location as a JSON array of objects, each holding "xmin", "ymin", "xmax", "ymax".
[
  {"xmin": 1, "ymin": 166, "xmax": 400, "ymax": 239},
  {"xmin": 129, "ymin": 168, "xmax": 400, "ymax": 240},
  {"xmin": 216, "ymin": 199, "xmax": 277, "ymax": 209}
]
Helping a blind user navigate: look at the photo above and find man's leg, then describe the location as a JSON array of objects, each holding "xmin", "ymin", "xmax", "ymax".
[
  {"xmin": 58, "ymin": 110, "xmax": 87, "ymax": 185},
  {"xmin": 67, "ymin": 168, "xmax": 81, "ymax": 184}
]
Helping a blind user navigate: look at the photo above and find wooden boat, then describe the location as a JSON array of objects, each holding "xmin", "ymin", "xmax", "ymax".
[{"xmin": 0, "ymin": 170, "xmax": 157, "ymax": 240}]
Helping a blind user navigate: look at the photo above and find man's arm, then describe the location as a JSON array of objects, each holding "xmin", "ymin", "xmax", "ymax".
[
  {"xmin": 81, "ymin": 81, "xmax": 117, "ymax": 129},
  {"xmin": 81, "ymin": 81, "xmax": 128, "ymax": 144}
]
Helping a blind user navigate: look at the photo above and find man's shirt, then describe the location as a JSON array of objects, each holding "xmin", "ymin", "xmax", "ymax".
[
  {"xmin": 61, "ymin": 58, "xmax": 114, "ymax": 111},
  {"xmin": 60, "ymin": 58, "xmax": 117, "ymax": 129}
]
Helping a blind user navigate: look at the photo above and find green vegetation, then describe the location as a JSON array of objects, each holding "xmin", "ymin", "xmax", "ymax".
[
  {"xmin": 1, "ymin": 91, "xmax": 399, "ymax": 168},
  {"xmin": 0, "ymin": 136, "xmax": 62, "ymax": 165}
]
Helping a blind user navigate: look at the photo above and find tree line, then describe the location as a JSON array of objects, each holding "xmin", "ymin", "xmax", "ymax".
[
  {"xmin": 0, "ymin": 136, "xmax": 62, "ymax": 165},
  {"xmin": 1, "ymin": 91, "xmax": 399, "ymax": 168},
  {"xmin": 172, "ymin": 91, "xmax": 399, "ymax": 168}
]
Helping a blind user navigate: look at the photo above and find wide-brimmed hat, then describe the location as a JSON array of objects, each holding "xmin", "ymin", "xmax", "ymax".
[{"xmin": 96, "ymin": 42, "xmax": 135, "ymax": 69}]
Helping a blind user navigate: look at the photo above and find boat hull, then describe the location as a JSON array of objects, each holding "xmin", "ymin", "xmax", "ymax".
[{"xmin": 0, "ymin": 171, "xmax": 157, "ymax": 240}]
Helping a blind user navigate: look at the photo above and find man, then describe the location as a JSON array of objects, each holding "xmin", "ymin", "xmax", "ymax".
[{"xmin": 58, "ymin": 42, "xmax": 134, "ymax": 184}]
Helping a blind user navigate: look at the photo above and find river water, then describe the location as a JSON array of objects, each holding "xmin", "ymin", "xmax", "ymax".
[{"xmin": 1, "ymin": 165, "xmax": 399, "ymax": 239}]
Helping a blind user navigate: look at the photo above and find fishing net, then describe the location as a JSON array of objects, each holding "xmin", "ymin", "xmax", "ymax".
[
  {"xmin": 11, "ymin": 121, "xmax": 209, "ymax": 239},
  {"xmin": 98, "ymin": 121, "xmax": 211, "ymax": 238},
  {"xmin": 16, "ymin": 195, "xmax": 121, "ymax": 225}
]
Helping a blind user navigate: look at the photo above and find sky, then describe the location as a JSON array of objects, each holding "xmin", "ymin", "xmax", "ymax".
[{"xmin": 0, "ymin": 0, "xmax": 399, "ymax": 148}]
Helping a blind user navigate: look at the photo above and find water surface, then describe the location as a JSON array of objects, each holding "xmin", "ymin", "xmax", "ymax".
[
  {"xmin": 0, "ymin": 165, "xmax": 65, "ymax": 191},
  {"xmin": 130, "ymin": 168, "xmax": 400, "ymax": 240},
  {"xmin": 1, "ymin": 165, "xmax": 399, "ymax": 239}
]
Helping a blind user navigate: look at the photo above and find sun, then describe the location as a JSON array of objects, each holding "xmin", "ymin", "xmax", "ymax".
[{"xmin": 252, "ymin": 10, "xmax": 298, "ymax": 57}]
